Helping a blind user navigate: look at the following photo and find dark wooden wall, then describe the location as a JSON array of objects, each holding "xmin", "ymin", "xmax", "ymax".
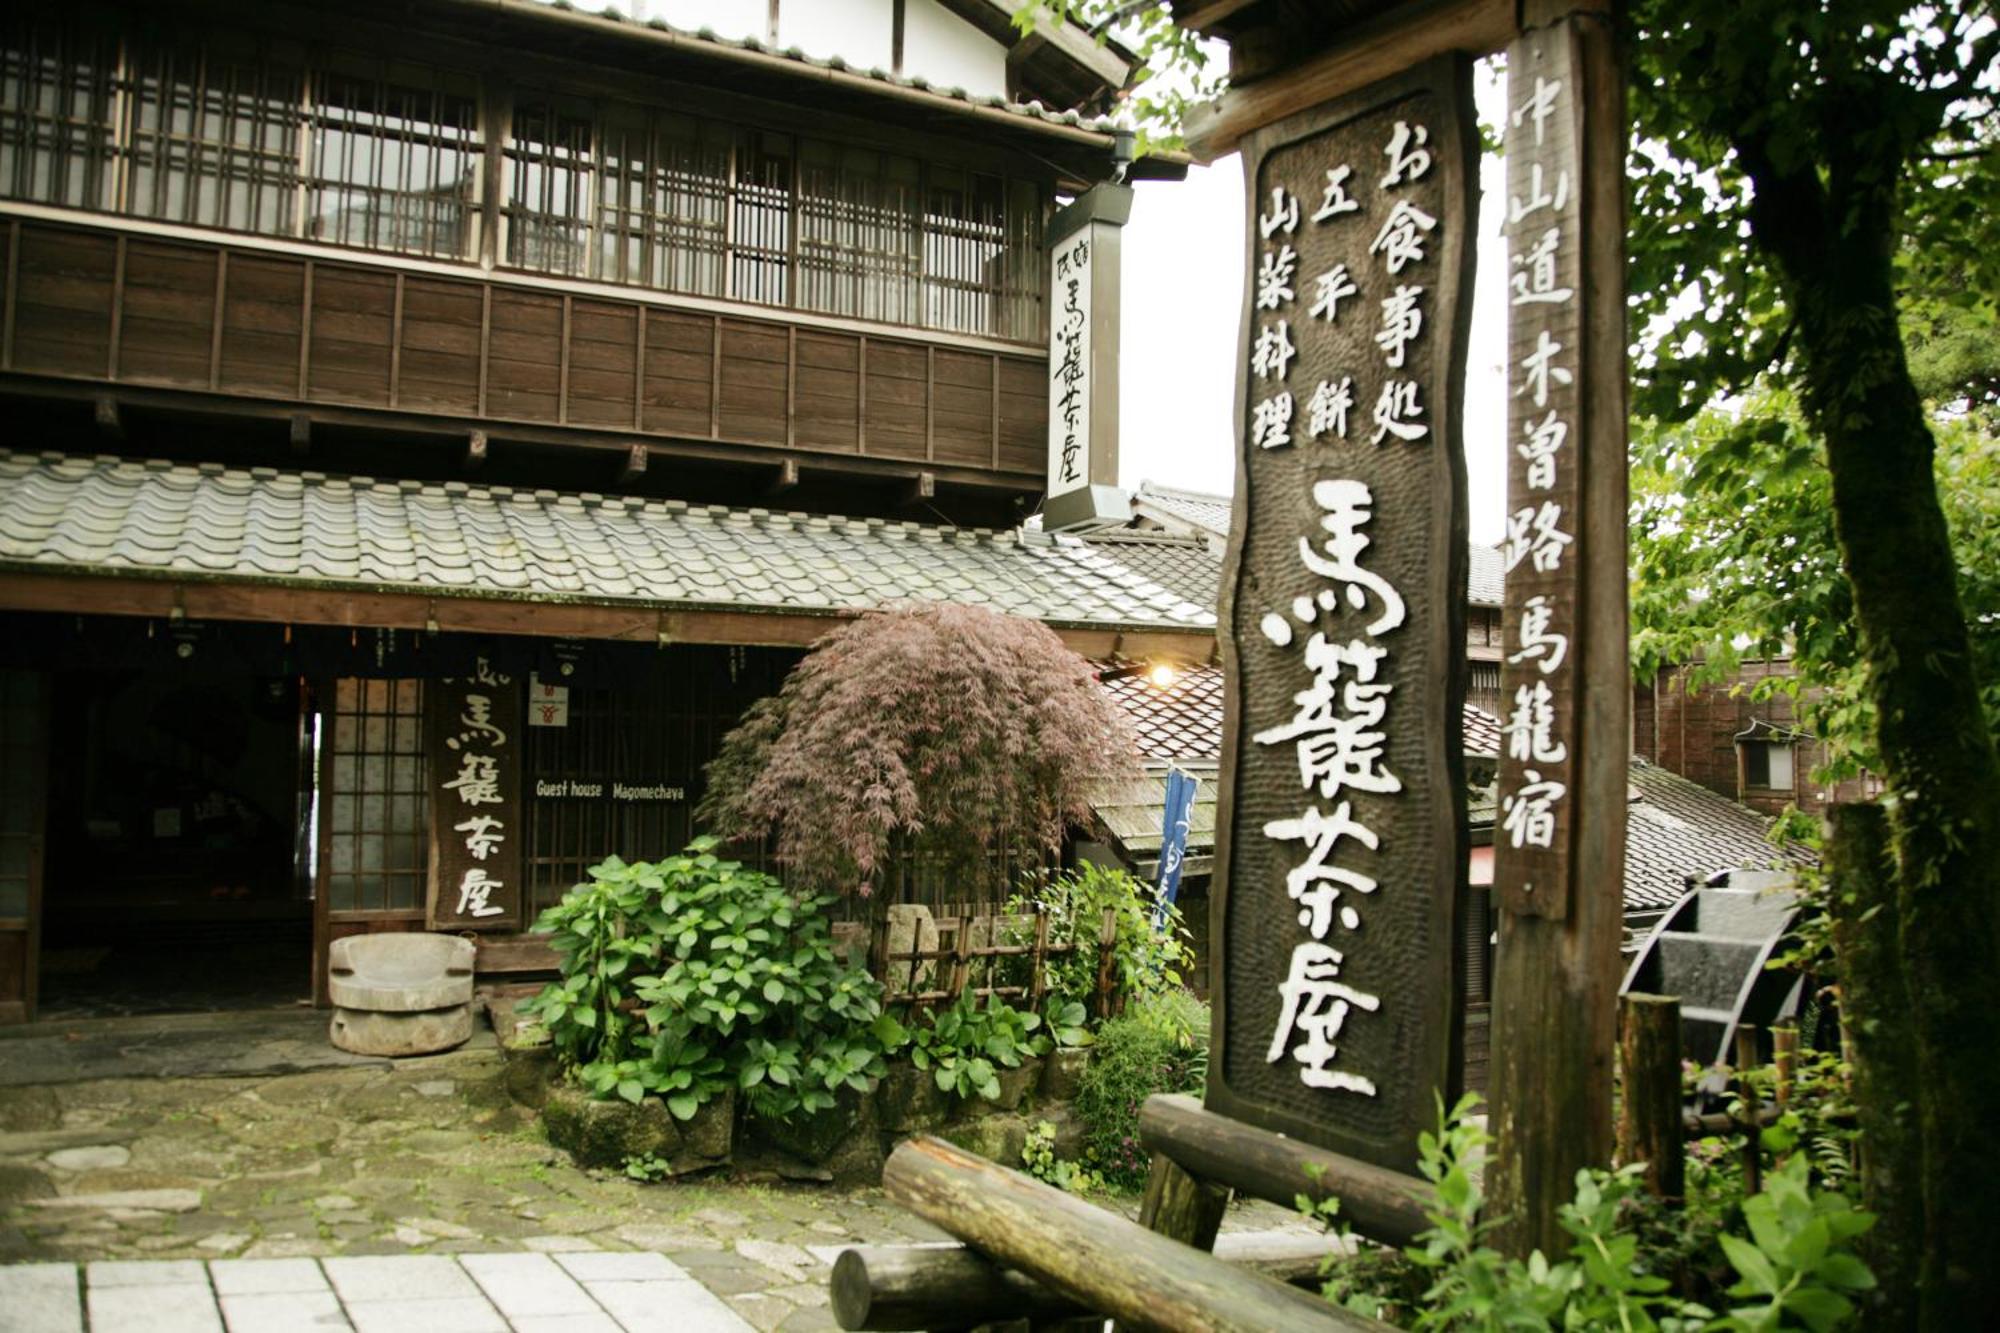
[{"xmin": 0, "ymin": 216, "xmax": 1050, "ymax": 486}]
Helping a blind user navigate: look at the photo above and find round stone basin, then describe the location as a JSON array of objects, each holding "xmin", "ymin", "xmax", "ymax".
[{"xmin": 328, "ymin": 933, "xmax": 477, "ymax": 1013}]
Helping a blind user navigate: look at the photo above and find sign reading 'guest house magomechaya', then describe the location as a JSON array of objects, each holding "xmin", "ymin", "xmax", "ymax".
[{"xmin": 1211, "ymin": 60, "xmax": 1476, "ymax": 1175}]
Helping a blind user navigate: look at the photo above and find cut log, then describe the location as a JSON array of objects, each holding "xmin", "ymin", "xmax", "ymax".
[
  {"xmin": 1138, "ymin": 1094, "xmax": 1430, "ymax": 1246},
  {"xmin": 829, "ymin": 1235, "xmax": 1346, "ymax": 1332},
  {"xmin": 878, "ymin": 1136, "xmax": 1387, "ymax": 1333},
  {"xmin": 1617, "ymin": 992, "xmax": 1685, "ymax": 1199}
]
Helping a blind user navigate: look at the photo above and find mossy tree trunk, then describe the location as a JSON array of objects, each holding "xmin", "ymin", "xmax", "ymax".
[{"xmin": 1739, "ymin": 120, "xmax": 2000, "ymax": 1329}]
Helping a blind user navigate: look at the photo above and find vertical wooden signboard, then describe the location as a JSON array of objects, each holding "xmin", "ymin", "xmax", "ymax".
[
  {"xmin": 1493, "ymin": 26, "xmax": 1585, "ymax": 917},
  {"xmin": 428, "ymin": 656, "xmax": 523, "ymax": 932},
  {"xmin": 1209, "ymin": 57, "xmax": 1476, "ymax": 1173},
  {"xmin": 1486, "ymin": 0, "xmax": 1630, "ymax": 1258}
]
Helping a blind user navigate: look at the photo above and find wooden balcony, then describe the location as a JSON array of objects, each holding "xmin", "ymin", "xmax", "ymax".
[{"xmin": 0, "ymin": 209, "xmax": 1052, "ymax": 498}]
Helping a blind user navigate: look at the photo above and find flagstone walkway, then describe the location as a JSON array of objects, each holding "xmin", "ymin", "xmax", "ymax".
[{"xmin": 2, "ymin": 1251, "xmax": 759, "ymax": 1332}]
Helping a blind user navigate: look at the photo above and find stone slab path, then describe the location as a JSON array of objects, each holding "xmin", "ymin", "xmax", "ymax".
[{"xmin": 2, "ymin": 1251, "xmax": 754, "ymax": 1331}]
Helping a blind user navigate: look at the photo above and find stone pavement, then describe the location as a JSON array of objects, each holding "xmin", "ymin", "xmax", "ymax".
[
  {"xmin": 0, "ymin": 1011, "xmax": 1321, "ymax": 1332},
  {"xmin": 4, "ymin": 1251, "xmax": 764, "ymax": 1332}
]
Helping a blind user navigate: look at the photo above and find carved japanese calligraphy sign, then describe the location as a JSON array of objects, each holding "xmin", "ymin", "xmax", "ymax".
[
  {"xmin": 1495, "ymin": 26, "xmax": 1585, "ymax": 920},
  {"xmin": 428, "ymin": 657, "xmax": 522, "ymax": 931},
  {"xmin": 1211, "ymin": 57, "xmax": 1477, "ymax": 1173}
]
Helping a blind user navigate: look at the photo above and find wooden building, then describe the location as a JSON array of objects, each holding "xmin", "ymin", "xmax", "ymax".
[{"xmin": 0, "ymin": 0, "xmax": 1203, "ymax": 1022}]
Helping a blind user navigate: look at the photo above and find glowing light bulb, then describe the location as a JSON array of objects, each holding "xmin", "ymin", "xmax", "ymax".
[{"xmin": 1147, "ymin": 662, "xmax": 1179, "ymax": 689}]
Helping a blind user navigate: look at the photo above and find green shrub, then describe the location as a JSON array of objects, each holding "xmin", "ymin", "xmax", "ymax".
[
  {"xmin": 1315, "ymin": 1094, "xmax": 1876, "ymax": 1332},
  {"xmin": 1003, "ymin": 861, "xmax": 1194, "ymax": 1023},
  {"xmin": 520, "ymin": 839, "xmax": 892, "ymax": 1123},
  {"xmin": 1072, "ymin": 990, "xmax": 1209, "ymax": 1187},
  {"xmin": 876, "ymin": 988, "xmax": 1051, "ymax": 1101}
]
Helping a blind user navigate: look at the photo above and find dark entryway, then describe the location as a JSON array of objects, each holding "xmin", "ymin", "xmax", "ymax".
[{"xmin": 38, "ymin": 668, "xmax": 312, "ymax": 1020}]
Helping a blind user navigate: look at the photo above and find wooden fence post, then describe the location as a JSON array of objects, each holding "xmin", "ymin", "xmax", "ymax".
[
  {"xmin": 1772, "ymin": 1022, "xmax": 1798, "ymax": 1108},
  {"xmin": 1616, "ymin": 992, "xmax": 1685, "ymax": 1200},
  {"xmin": 1734, "ymin": 1025, "xmax": 1763, "ymax": 1196}
]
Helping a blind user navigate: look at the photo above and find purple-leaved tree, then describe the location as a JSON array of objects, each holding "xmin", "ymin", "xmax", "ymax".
[{"xmin": 699, "ymin": 603, "xmax": 1140, "ymax": 898}]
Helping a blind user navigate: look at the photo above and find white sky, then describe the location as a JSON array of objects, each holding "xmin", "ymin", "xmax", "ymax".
[{"xmin": 1116, "ymin": 65, "xmax": 1512, "ymax": 545}]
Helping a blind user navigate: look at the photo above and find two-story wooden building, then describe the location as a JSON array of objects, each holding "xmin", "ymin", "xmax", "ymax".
[{"xmin": 0, "ymin": 0, "xmax": 1204, "ymax": 1022}]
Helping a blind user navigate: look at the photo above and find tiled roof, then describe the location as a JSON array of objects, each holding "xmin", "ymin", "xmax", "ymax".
[
  {"xmin": 1620, "ymin": 759, "xmax": 1817, "ymax": 911},
  {"xmin": 1101, "ymin": 663, "xmax": 1505, "ymax": 764},
  {"xmin": 1086, "ymin": 762, "xmax": 1220, "ymax": 881},
  {"xmin": 1078, "ymin": 532, "xmax": 1221, "ymax": 610},
  {"xmin": 523, "ymin": 0, "xmax": 1123, "ymax": 136},
  {"xmin": 1088, "ymin": 672, "xmax": 1815, "ymax": 915},
  {"xmin": 1128, "ymin": 482, "xmax": 1507, "ymax": 608},
  {"xmin": 0, "ymin": 451, "xmax": 1216, "ymax": 633},
  {"xmin": 1100, "ymin": 662, "xmax": 1226, "ymax": 762},
  {"xmin": 1468, "ymin": 543, "xmax": 1504, "ymax": 608},
  {"xmin": 1132, "ymin": 481, "xmax": 1235, "ymax": 539}
]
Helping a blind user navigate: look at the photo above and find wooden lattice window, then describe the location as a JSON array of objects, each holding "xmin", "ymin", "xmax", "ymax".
[
  {"xmin": 305, "ymin": 57, "xmax": 481, "ymax": 260},
  {"xmin": 0, "ymin": 16, "xmax": 121, "ymax": 211},
  {"xmin": 124, "ymin": 34, "xmax": 304, "ymax": 236},
  {"xmin": 797, "ymin": 140, "xmax": 921, "ymax": 327},
  {"xmin": 322, "ymin": 678, "xmax": 429, "ymax": 914}
]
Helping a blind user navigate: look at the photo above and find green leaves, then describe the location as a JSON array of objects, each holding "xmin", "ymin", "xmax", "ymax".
[{"xmin": 529, "ymin": 848, "xmax": 893, "ymax": 1127}]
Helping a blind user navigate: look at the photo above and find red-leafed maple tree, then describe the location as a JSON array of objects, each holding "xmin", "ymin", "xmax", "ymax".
[{"xmin": 698, "ymin": 602, "xmax": 1138, "ymax": 897}]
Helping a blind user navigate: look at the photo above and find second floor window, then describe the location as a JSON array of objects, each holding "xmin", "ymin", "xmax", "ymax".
[{"xmin": 1, "ymin": 18, "xmax": 482, "ymax": 263}]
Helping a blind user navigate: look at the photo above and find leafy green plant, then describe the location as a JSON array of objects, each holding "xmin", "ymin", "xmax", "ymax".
[
  {"xmin": 1311, "ymin": 1094, "xmax": 1874, "ymax": 1332},
  {"xmin": 1004, "ymin": 862, "xmax": 1194, "ymax": 1018},
  {"xmin": 622, "ymin": 1152, "xmax": 671, "ymax": 1182},
  {"xmin": 1071, "ymin": 991, "xmax": 1208, "ymax": 1188},
  {"xmin": 1023, "ymin": 1119, "xmax": 1105, "ymax": 1196},
  {"xmin": 903, "ymin": 989, "xmax": 1048, "ymax": 1101},
  {"xmin": 521, "ymin": 840, "xmax": 890, "ymax": 1123}
]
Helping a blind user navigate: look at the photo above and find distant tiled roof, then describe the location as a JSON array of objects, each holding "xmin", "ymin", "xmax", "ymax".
[
  {"xmin": 521, "ymin": 0, "xmax": 1122, "ymax": 136},
  {"xmin": 1129, "ymin": 482, "xmax": 1507, "ymax": 608},
  {"xmin": 1132, "ymin": 481, "xmax": 1235, "ymax": 539},
  {"xmin": 1079, "ymin": 532, "xmax": 1221, "ymax": 609},
  {"xmin": 1462, "ymin": 703, "xmax": 1502, "ymax": 758},
  {"xmin": 1100, "ymin": 662, "xmax": 1225, "ymax": 762},
  {"xmin": 1086, "ymin": 762, "xmax": 1220, "ymax": 881},
  {"xmin": 0, "ymin": 452, "xmax": 1216, "ymax": 633},
  {"xmin": 1101, "ymin": 663, "xmax": 1505, "ymax": 764},
  {"xmin": 1621, "ymin": 759, "xmax": 1817, "ymax": 911},
  {"xmin": 1468, "ymin": 543, "xmax": 1504, "ymax": 608},
  {"xmin": 1087, "ymin": 673, "xmax": 1815, "ymax": 915}
]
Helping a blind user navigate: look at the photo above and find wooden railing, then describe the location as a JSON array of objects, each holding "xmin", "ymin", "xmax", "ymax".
[{"xmin": 0, "ymin": 209, "xmax": 1050, "ymax": 488}]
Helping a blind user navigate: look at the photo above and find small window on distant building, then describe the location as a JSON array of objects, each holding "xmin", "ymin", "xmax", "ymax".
[{"xmin": 1742, "ymin": 739, "xmax": 1794, "ymax": 791}]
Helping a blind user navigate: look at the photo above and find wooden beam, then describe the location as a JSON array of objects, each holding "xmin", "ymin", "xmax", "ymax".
[
  {"xmin": 617, "ymin": 443, "xmax": 648, "ymax": 488},
  {"xmin": 766, "ymin": 457, "xmax": 800, "ymax": 496},
  {"xmin": 1173, "ymin": 0, "xmax": 1261, "ymax": 31},
  {"xmin": 880, "ymin": 1136, "xmax": 1387, "ymax": 1332},
  {"xmin": 0, "ymin": 568, "xmax": 1218, "ymax": 663},
  {"xmin": 902, "ymin": 471, "xmax": 936, "ymax": 506},
  {"xmin": 1138, "ymin": 1095, "xmax": 1431, "ymax": 1247},
  {"xmin": 0, "ymin": 373, "xmax": 1045, "ymax": 495},
  {"xmin": 92, "ymin": 395, "xmax": 121, "ymax": 439},
  {"xmin": 288, "ymin": 412, "xmax": 311, "ymax": 456},
  {"xmin": 463, "ymin": 430, "xmax": 488, "ymax": 471},
  {"xmin": 1182, "ymin": 0, "xmax": 1516, "ymax": 159}
]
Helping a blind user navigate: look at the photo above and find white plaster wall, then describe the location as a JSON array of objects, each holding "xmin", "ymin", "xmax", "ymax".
[
  {"xmin": 527, "ymin": 0, "xmax": 1007, "ymax": 98},
  {"xmin": 778, "ymin": 0, "xmax": 896, "ymax": 70},
  {"xmin": 627, "ymin": 0, "xmax": 768, "ymax": 43},
  {"xmin": 903, "ymin": 0, "xmax": 1007, "ymax": 97}
]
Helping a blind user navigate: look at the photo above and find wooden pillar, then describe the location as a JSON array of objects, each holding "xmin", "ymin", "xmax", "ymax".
[
  {"xmin": 1486, "ymin": 0, "xmax": 1629, "ymax": 1259},
  {"xmin": 1616, "ymin": 992, "xmax": 1684, "ymax": 1200},
  {"xmin": 1734, "ymin": 1026, "xmax": 1763, "ymax": 1196}
]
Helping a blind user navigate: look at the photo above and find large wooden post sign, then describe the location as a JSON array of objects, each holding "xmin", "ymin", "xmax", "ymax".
[
  {"xmin": 428, "ymin": 655, "xmax": 523, "ymax": 931},
  {"xmin": 1486, "ymin": 0, "xmax": 1630, "ymax": 1258},
  {"xmin": 1210, "ymin": 57, "xmax": 1476, "ymax": 1173}
]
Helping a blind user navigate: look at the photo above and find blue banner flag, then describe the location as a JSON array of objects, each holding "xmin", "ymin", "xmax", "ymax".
[{"xmin": 1152, "ymin": 766, "xmax": 1199, "ymax": 929}]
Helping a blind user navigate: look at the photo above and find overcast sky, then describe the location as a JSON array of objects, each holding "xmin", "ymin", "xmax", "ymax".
[{"xmin": 1115, "ymin": 65, "xmax": 1512, "ymax": 545}]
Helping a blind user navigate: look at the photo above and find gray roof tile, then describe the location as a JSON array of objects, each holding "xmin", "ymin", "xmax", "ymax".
[{"xmin": 0, "ymin": 450, "xmax": 1217, "ymax": 635}]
